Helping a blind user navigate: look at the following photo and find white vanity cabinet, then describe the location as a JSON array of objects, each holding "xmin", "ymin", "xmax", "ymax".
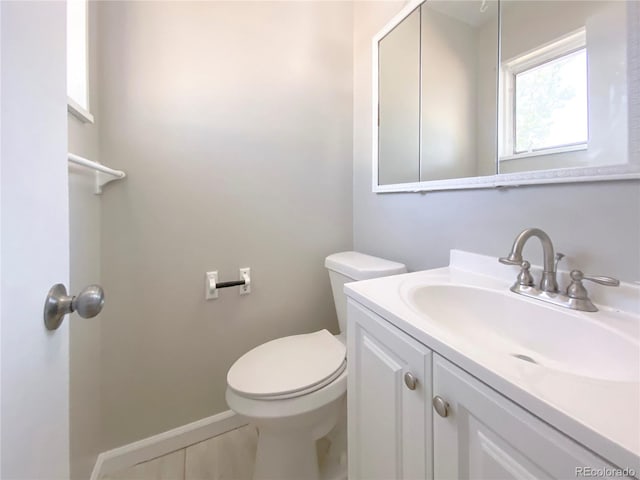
[
  {"xmin": 347, "ymin": 301, "xmax": 433, "ymax": 480},
  {"xmin": 433, "ymin": 355, "xmax": 623, "ymax": 480},
  {"xmin": 347, "ymin": 299, "xmax": 632, "ymax": 480}
]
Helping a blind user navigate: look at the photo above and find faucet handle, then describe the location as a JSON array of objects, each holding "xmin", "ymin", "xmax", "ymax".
[
  {"xmin": 499, "ymin": 255, "xmax": 521, "ymax": 266},
  {"xmin": 566, "ymin": 270, "xmax": 620, "ymax": 301},
  {"xmin": 583, "ymin": 273, "xmax": 620, "ymax": 287},
  {"xmin": 516, "ymin": 261, "xmax": 534, "ymax": 287}
]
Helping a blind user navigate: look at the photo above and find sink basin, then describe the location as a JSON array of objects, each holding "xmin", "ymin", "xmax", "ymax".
[{"xmin": 404, "ymin": 284, "xmax": 640, "ymax": 383}]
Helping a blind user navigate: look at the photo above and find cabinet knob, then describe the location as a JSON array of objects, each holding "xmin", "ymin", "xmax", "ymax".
[
  {"xmin": 404, "ymin": 372, "xmax": 418, "ymax": 390},
  {"xmin": 433, "ymin": 395, "xmax": 449, "ymax": 417}
]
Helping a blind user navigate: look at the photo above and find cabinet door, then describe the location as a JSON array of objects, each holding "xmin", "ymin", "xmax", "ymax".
[
  {"xmin": 347, "ymin": 300, "xmax": 432, "ymax": 480},
  {"xmin": 433, "ymin": 355, "xmax": 628, "ymax": 480}
]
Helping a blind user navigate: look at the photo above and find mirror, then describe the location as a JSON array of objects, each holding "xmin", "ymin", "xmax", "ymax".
[
  {"xmin": 420, "ymin": 0, "xmax": 498, "ymax": 182},
  {"xmin": 377, "ymin": 1, "xmax": 499, "ymax": 186},
  {"xmin": 374, "ymin": 0, "xmax": 639, "ymax": 192},
  {"xmin": 378, "ymin": 7, "xmax": 421, "ymax": 185}
]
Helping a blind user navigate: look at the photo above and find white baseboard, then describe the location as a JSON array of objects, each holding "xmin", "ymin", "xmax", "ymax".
[{"xmin": 90, "ymin": 410, "xmax": 247, "ymax": 480}]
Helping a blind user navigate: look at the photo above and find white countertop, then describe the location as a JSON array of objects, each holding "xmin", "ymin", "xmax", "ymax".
[{"xmin": 344, "ymin": 250, "xmax": 640, "ymax": 471}]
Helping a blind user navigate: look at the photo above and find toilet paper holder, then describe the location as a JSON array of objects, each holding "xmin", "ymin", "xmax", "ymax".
[{"xmin": 206, "ymin": 268, "xmax": 251, "ymax": 299}]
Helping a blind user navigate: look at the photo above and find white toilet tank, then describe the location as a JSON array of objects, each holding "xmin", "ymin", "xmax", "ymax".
[{"xmin": 325, "ymin": 252, "xmax": 406, "ymax": 335}]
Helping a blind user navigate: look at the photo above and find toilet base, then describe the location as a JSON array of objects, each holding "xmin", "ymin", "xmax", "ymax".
[
  {"xmin": 254, "ymin": 428, "xmax": 321, "ymax": 480},
  {"xmin": 250, "ymin": 396, "xmax": 344, "ymax": 480},
  {"xmin": 226, "ymin": 365, "xmax": 348, "ymax": 480},
  {"xmin": 225, "ymin": 391, "xmax": 344, "ymax": 480}
]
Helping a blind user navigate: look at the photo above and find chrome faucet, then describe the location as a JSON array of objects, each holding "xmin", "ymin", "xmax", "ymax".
[
  {"xmin": 499, "ymin": 228, "xmax": 560, "ymax": 292},
  {"xmin": 499, "ymin": 228, "xmax": 619, "ymax": 312}
]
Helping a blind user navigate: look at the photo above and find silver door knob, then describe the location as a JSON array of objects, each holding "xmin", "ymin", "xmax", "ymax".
[
  {"xmin": 44, "ymin": 283, "xmax": 105, "ymax": 330},
  {"xmin": 404, "ymin": 372, "xmax": 418, "ymax": 390},
  {"xmin": 433, "ymin": 395, "xmax": 449, "ymax": 417}
]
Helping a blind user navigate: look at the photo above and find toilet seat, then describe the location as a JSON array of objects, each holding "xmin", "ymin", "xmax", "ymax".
[{"xmin": 227, "ymin": 329, "xmax": 346, "ymax": 400}]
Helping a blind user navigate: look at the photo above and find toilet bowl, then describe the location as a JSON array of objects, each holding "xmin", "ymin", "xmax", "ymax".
[{"xmin": 225, "ymin": 252, "xmax": 406, "ymax": 480}]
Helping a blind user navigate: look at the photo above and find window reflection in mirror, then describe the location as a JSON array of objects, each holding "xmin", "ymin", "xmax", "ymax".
[
  {"xmin": 420, "ymin": 0, "xmax": 499, "ymax": 182},
  {"xmin": 499, "ymin": 1, "xmax": 628, "ymax": 174}
]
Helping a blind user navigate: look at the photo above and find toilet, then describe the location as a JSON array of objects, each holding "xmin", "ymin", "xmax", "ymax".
[{"xmin": 226, "ymin": 251, "xmax": 406, "ymax": 480}]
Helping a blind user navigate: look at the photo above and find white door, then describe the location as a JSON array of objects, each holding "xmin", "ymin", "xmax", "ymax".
[
  {"xmin": 433, "ymin": 354, "xmax": 622, "ymax": 480},
  {"xmin": 1, "ymin": 1, "xmax": 70, "ymax": 478},
  {"xmin": 347, "ymin": 300, "xmax": 432, "ymax": 480}
]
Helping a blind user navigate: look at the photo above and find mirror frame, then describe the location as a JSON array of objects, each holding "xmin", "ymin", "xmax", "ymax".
[{"xmin": 372, "ymin": 0, "xmax": 640, "ymax": 193}]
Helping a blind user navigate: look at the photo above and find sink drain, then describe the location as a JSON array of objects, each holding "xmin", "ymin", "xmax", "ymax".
[{"xmin": 511, "ymin": 353, "xmax": 538, "ymax": 364}]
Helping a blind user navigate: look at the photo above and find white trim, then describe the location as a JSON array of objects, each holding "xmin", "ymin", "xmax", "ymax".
[
  {"xmin": 372, "ymin": 163, "xmax": 640, "ymax": 194},
  {"xmin": 499, "ymin": 143, "xmax": 587, "ymax": 162},
  {"xmin": 495, "ymin": 163, "xmax": 640, "ymax": 187},
  {"xmin": 372, "ymin": 0, "xmax": 425, "ymax": 47},
  {"xmin": 67, "ymin": 0, "xmax": 92, "ymax": 121},
  {"xmin": 67, "ymin": 96, "xmax": 94, "ymax": 124},
  {"xmin": 90, "ymin": 410, "xmax": 247, "ymax": 480},
  {"xmin": 374, "ymin": 175, "xmax": 496, "ymax": 193},
  {"xmin": 503, "ymin": 28, "xmax": 586, "ymax": 74}
]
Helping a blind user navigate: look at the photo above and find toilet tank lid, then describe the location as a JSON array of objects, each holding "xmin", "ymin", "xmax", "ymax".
[{"xmin": 325, "ymin": 251, "xmax": 406, "ymax": 281}]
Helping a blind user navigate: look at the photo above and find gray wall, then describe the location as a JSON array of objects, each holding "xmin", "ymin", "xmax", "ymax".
[
  {"xmin": 67, "ymin": 0, "xmax": 638, "ymax": 461},
  {"xmin": 96, "ymin": 1, "xmax": 353, "ymax": 449},
  {"xmin": 354, "ymin": 2, "xmax": 640, "ymax": 283},
  {"xmin": 68, "ymin": 3, "xmax": 102, "ymax": 478}
]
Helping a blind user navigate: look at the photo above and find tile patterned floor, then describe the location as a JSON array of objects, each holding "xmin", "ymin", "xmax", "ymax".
[
  {"xmin": 185, "ymin": 425, "xmax": 258, "ymax": 480},
  {"xmin": 101, "ymin": 419, "xmax": 347, "ymax": 480},
  {"xmin": 101, "ymin": 425, "xmax": 258, "ymax": 480}
]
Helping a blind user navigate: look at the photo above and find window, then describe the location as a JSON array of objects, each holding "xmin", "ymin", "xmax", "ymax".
[
  {"xmin": 501, "ymin": 29, "xmax": 587, "ymax": 160},
  {"xmin": 67, "ymin": 0, "xmax": 93, "ymax": 123}
]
